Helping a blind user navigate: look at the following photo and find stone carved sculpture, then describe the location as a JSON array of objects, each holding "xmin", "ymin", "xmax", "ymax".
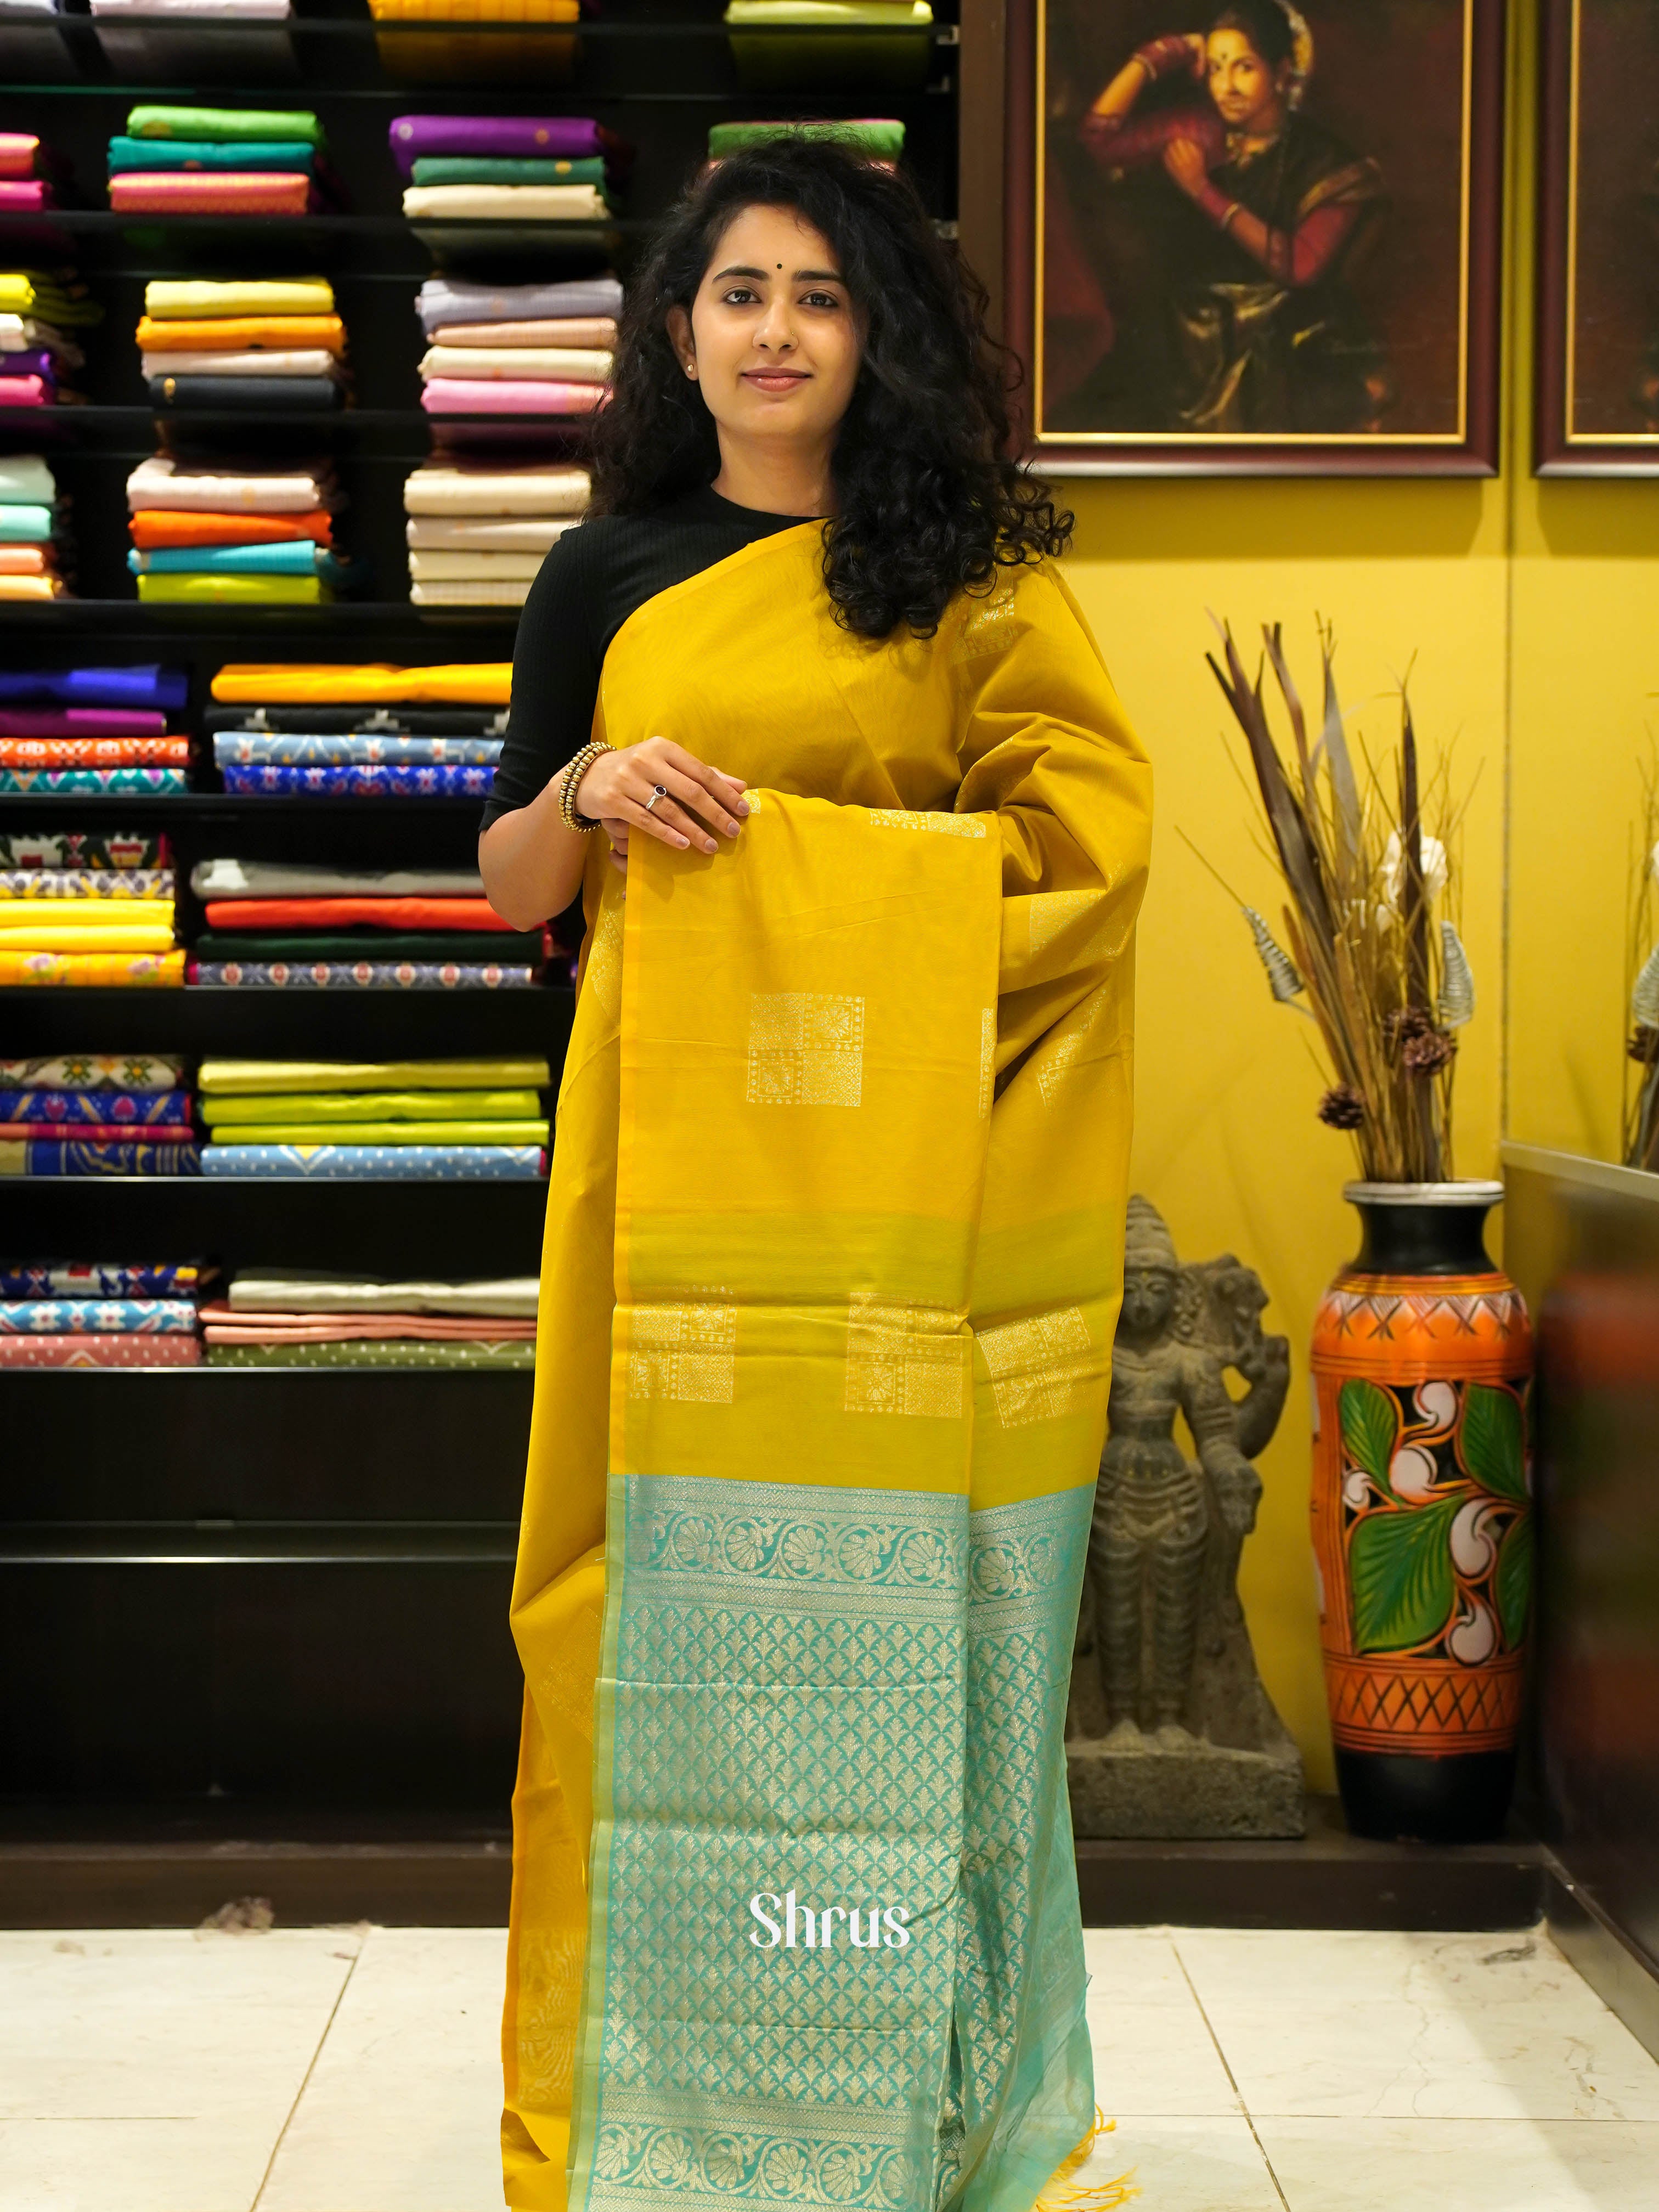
[{"xmin": 1067, "ymin": 1196, "xmax": 1306, "ymax": 1837}]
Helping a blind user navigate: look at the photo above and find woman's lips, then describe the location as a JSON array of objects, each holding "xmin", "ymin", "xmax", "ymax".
[{"xmin": 742, "ymin": 371, "xmax": 810, "ymax": 391}]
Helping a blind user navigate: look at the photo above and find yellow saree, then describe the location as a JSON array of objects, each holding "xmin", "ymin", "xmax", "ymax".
[{"xmin": 502, "ymin": 524, "xmax": 1152, "ymax": 2212}]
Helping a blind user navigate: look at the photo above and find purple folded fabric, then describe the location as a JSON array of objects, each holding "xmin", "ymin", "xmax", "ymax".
[
  {"xmin": 0, "ymin": 708, "xmax": 168, "ymax": 740},
  {"xmin": 390, "ymin": 115, "xmax": 606, "ymax": 177},
  {"xmin": 0, "ymin": 668, "xmax": 190, "ymax": 710},
  {"xmin": 0, "ymin": 352, "xmax": 53, "ymax": 380}
]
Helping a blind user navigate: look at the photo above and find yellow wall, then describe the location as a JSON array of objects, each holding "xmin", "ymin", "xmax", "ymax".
[{"xmin": 1053, "ymin": 4, "xmax": 1640, "ymax": 1791}]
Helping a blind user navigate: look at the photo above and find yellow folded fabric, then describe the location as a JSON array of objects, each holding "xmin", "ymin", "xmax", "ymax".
[
  {"xmin": 203, "ymin": 1087, "xmax": 543, "ymax": 1125},
  {"xmin": 0, "ymin": 577, "xmax": 63, "ymax": 602},
  {"xmin": 0, "ymin": 922, "xmax": 177, "ymax": 953},
  {"xmin": 208, "ymin": 663, "xmax": 512, "ymax": 706},
  {"xmin": 138, "ymin": 575, "xmax": 328, "ymax": 606},
  {"xmin": 0, "ymin": 900, "xmax": 174, "ymax": 929},
  {"xmin": 370, "ymin": 0, "xmax": 577, "ymax": 15},
  {"xmin": 0, "ymin": 950, "xmax": 185, "ymax": 986},
  {"xmin": 142, "ymin": 278, "xmax": 336, "ymax": 321},
  {"xmin": 402, "ymin": 185, "xmax": 610, "ymax": 221},
  {"xmin": 199, "ymin": 1055, "xmax": 549, "ymax": 1093},
  {"xmin": 206, "ymin": 1120, "xmax": 550, "ymax": 1146}
]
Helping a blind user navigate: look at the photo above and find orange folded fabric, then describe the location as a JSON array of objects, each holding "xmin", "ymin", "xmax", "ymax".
[
  {"xmin": 130, "ymin": 509, "xmax": 335, "ymax": 550},
  {"xmin": 0, "ymin": 546, "xmax": 49, "ymax": 575},
  {"xmin": 111, "ymin": 174, "xmax": 314, "ymax": 216},
  {"xmin": 0, "ymin": 738, "xmax": 189, "ymax": 768},
  {"xmin": 134, "ymin": 316, "xmax": 346, "ymax": 355},
  {"xmin": 210, "ymin": 663, "xmax": 511, "ymax": 706},
  {"xmin": 202, "ymin": 896, "xmax": 517, "ymax": 932}
]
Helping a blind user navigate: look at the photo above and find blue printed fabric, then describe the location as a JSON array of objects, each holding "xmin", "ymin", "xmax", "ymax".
[
  {"xmin": 213, "ymin": 733, "xmax": 504, "ymax": 766},
  {"xmin": 0, "ymin": 769, "xmax": 190, "ymax": 795},
  {"xmin": 190, "ymin": 960, "xmax": 535, "ymax": 990},
  {"xmin": 220, "ymin": 763, "xmax": 493, "ymax": 797},
  {"xmin": 201, "ymin": 1142, "xmax": 545, "ymax": 1178},
  {"xmin": 0, "ymin": 667, "xmax": 189, "ymax": 709},
  {"xmin": 0, "ymin": 1088, "xmax": 191, "ymax": 1125},
  {"xmin": 133, "ymin": 544, "xmax": 338, "ymax": 579},
  {"xmin": 0, "ymin": 1298, "xmax": 198, "ymax": 1334},
  {"xmin": 0, "ymin": 1262, "xmax": 210, "ymax": 1296},
  {"xmin": 0, "ymin": 1140, "xmax": 201, "ymax": 1175}
]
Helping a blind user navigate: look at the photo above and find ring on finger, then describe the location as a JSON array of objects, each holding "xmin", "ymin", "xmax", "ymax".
[{"xmin": 645, "ymin": 785, "xmax": 669, "ymax": 815}]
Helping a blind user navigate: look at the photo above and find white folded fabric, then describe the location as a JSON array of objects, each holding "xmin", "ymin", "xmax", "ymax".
[
  {"xmin": 419, "ymin": 346, "xmax": 611, "ymax": 383},
  {"xmin": 192, "ymin": 859, "xmax": 487, "ymax": 900},
  {"xmin": 126, "ymin": 457, "xmax": 335, "ymax": 515},
  {"xmin": 430, "ymin": 318, "xmax": 617, "ymax": 350},
  {"xmin": 0, "ymin": 455, "xmax": 56, "ymax": 504},
  {"xmin": 405, "ymin": 516, "xmax": 577, "ymax": 551},
  {"xmin": 0, "ymin": 318, "xmax": 82, "ymax": 366},
  {"xmin": 228, "ymin": 1273, "xmax": 538, "ymax": 1318},
  {"xmin": 402, "ymin": 185, "xmax": 610, "ymax": 222},
  {"xmin": 409, "ymin": 551, "xmax": 544, "ymax": 580},
  {"xmin": 139, "ymin": 349, "xmax": 338, "ymax": 379},
  {"xmin": 94, "ymin": 0, "xmax": 292, "ymax": 13},
  {"xmin": 410, "ymin": 580, "xmax": 532, "ymax": 607},
  {"xmin": 402, "ymin": 464, "xmax": 589, "ymax": 517}
]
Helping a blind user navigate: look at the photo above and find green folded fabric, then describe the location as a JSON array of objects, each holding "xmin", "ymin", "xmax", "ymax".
[
  {"xmin": 206, "ymin": 1339, "xmax": 535, "ymax": 1369},
  {"xmin": 199, "ymin": 1056, "xmax": 550, "ymax": 1095},
  {"xmin": 206, "ymin": 1120, "xmax": 550, "ymax": 1146},
  {"xmin": 126, "ymin": 106, "xmax": 326, "ymax": 148},
  {"xmin": 108, "ymin": 137, "xmax": 318, "ymax": 175},
  {"xmin": 708, "ymin": 119, "xmax": 906, "ymax": 158},
  {"xmin": 137, "ymin": 574, "xmax": 329, "ymax": 606},
  {"xmin": 204, "ymin": 1088, "xmax": 544, "ymax": 1126},
  {"xmin": 0, "ymin": 456, "xmax": 55, "ymax": 504},
  {"xmin": 192, "ymin": 932, "xmax": 545, "ymax": 963},
  {"xmin": 409, "ymin": 156, "xmax": 607, "ymax": 187},
  {"xmin": 0, "ymin": 506, "xmax": 52, "ymax": 544}
]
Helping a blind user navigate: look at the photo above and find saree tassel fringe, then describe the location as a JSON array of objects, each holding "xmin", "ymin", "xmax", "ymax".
[{"xmin": 1032, "ymin": 2111, "xmax": 1139, "ymax": 2212}]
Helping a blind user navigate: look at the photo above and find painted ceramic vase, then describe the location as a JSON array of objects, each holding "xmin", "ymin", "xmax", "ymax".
[{"xmin": 1310, "ymin": 1181, "xmax": 1533, "ymax": 1843}]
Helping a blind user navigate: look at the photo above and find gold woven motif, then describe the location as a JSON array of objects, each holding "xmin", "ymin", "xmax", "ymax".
[
  {"xmin": 747, "ymin": 991, "xmax": 865, "ymax": 1107},
  {"xmin": 628, "ymin": 1300, "xmax": 737, "ymax": 1403},
  {"xmin": 844, "ymin": 1294, "xmax": 966, "ymax": 1418},
  {"xmin": 977, "ymin": 1307, "xmax": 1094, "ymax": 1427}
]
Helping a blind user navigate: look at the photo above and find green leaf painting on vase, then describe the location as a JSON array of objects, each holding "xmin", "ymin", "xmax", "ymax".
[
  {"xmin": 1349, "ymin": 1492, "xmax": 1463, "ymax": 1655},
  {"xmin": 1459, "ymin": 1381, "xmax": 1529, "ymax": 1504},
  {"xmin": 1339, "ymin": 1377, "xmax": 1399, "ymax": 1501},
  {"xmin": 1495, "ymin": 1512, "xmax": 1534, "ymax": 1649}
]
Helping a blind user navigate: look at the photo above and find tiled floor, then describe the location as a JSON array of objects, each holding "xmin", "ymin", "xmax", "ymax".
[{"xmin": 2, "ymin": 1922, "xmax": 1656, "ymax": 2210}]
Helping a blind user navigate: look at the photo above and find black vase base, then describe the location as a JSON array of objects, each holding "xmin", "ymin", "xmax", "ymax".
[{"xmin": 1336, "ymin": 1747, "xmax": 1517, "ymax": 1844}]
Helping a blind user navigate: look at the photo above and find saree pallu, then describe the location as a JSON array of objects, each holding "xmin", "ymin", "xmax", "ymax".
[{"xmin": 503, "ymin": 533, "xmax": 1150, "ymax": 2212}]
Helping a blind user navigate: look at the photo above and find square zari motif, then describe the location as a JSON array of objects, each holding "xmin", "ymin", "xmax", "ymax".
[
  {"xmin": 746, "ymin": 991, "xmax": 864, "ymax": 1108},
  {"xmin": 628, "ymin": 1301, "xmax": 737, "ymax": 1403},
  {"xmin": 977, "ymin": 1306, "xmax": 1094, "ymax": 1427},
  {"xmin": 844, "ymin": 1294, "xmax": 965, "ymax": 1419}
]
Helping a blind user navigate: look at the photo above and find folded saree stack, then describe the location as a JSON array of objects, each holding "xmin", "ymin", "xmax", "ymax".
[
  {"xmin": 0, "ymin": 1052, "xmax": 200, "ymax": 1173},
  {"xmin": 189, "ymin": 856, "xmax": 546, "ymax": 988},
  {"xmin": 414, "ymin": 271, "xmax": 618, "ymax": 427},
  {"xmin": 706, "ymin": 117, "xmax": 905, "ymax": 164},
  {"xmin": 0, "ymin": 273, "xmax": 99, "ymax": 421},
  {"xmin": 202, "ymin": 1267, "xmax": 537, "ymax": 1367},
  {"xmin": 108, "ymin": 106, "xmax": 326, "ymax": 217},
  {"xmin": 126, "ymin": 450, "xmax": 349, "ymax": 606},
  {"xmin": 391, "ymin": 114, "xmax": 627, "ymax": 228},
  {"xmin": 0, "ymin": 1252, "xmax": 210, "ymax": 1365},
  {"xmin": 0, "ymin": 664, "xmax": 190, "ymax": 802},
  {"xmin": 403, "ymin": 446, "xmax": 590, "ymax": 606},
  {"xmin": 0, "ymin": 455, "xmax": 72, "ymax": 600},
  {"xmin": 0, "ymin": 824, "xmax": 183, "ymax": 986},
  {"xmin": 203, "ymin": 659, "xmax": 509, "ymax": 797},
  {"xmin": 198, "ymin": 1056, "xmax": 551, "ymax": 1176},
  {"xmin": 0, "ymin": 135, "xmax": 56, "ymax": 217},
  {"xmin": 723, "ymin": 0, "xmax": 935, "ymax": 86},
  {"xmin": 136, "ymin": 276, "xmax": 350, "ymax": 426}
]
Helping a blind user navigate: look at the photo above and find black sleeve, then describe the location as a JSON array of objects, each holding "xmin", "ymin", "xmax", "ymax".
[{"xmin": 478, "ymin": 524, "xmax": 602, "ymax": 832}]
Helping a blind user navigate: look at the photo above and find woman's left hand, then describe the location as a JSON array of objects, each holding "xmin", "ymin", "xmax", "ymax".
[{"xmin": 1163, "ymin": 134, "xmax": 1210, "ymax": 196}]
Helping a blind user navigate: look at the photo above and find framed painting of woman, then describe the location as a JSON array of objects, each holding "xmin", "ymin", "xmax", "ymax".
[
  {"xmin": 1004, "ymin": 0, "xmax": 1505, "ymax": 474},
  {"xmin": 1537, "ymin": 0, "xmax": 1659, "ymax": 472}
]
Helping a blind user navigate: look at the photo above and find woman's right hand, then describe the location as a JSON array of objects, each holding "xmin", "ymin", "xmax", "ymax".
[{"xmin": 574, "ymin": 736, "xmax": 749, "ymax": 857}]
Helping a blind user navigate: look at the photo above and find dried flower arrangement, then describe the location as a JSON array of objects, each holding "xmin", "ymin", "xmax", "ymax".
[
  {"xmin": 1196, "ymin": 619, "xmax": 1475, "ymax": 1184},
  {"xmin": 1624, "ymin": 748, "xmax": 1659, "ymax": 1171}
]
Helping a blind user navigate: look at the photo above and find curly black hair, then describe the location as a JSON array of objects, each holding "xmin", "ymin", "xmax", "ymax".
[{"xmin": 584, "ymin": 135, "xmax": 1072, "ymax": 640}]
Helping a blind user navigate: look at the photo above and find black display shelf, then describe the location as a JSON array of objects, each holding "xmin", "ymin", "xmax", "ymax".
[
  {"xmin": 1, "ymin": 1521, "xmax": 519, "ymax": 1565},
  {"xmin": 0, "ymin": 599, "xmax": 517, "ymax": 627},
  {"xmin": 0, "ymin": 983, "xmax": 574, "ymax": 1055}
]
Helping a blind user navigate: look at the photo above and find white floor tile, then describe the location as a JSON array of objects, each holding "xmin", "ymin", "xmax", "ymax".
[
  {"xmin": 1173, "ymin": 1929, "xmax": 1659, "ymax": 2121},
  {"xmin": 0, "ymin": 2115, "xmax": 289, "ymax": 2212},
  {"xmin": 1257, "ymin": 2117, "xmax": 1659, "ymax": 2212},
  {"xmin": 1082, "ymin": 1927, "xmax": 1196, "ymax": 2006},
  {"xmin": 256, "ymin": 1928, "xmax": 508, "ymax": 2212},
  {"xmin": 0, "ymin": 1929, "xmax": 359, "ymax": 2125},
  {"xmin": 1071, "ymin": 2115, "xmax": 1284, "ymax": 2211},
  {"xmin": 1088, "ymin": 1999, "xmax": 1243, "ymax": 2118}
]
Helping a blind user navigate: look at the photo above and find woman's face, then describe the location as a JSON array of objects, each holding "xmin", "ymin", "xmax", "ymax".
[
  {"xmin": 669, "ymin": 201, "xmax": 864, "ymax": 453},
  {"xmin": 1205, "ymin": 27, "xmax": 1288, "ymax": 131}
]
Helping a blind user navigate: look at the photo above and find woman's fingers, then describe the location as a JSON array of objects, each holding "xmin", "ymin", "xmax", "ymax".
[
  {"xmin": 640, "ymin": 741, "xmax": 748, "ymax": 836},
  {"xmin": 616, "ymin": 790, "xmax": 697, "ymax": 851}
]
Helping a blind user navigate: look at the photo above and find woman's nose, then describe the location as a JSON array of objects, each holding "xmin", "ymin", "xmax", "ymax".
[{"xmin": 754, "ymin": 301, "xmax": 797, "ymax": 351}]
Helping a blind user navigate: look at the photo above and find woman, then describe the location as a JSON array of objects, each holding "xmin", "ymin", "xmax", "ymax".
[
  {"xmin": 480, "ymin": 137, "xmax": 1150, "ymax": 2212},
  {"xmin": 1075, "ymin": 0, "xmax": 1387, "ymax": 434}
]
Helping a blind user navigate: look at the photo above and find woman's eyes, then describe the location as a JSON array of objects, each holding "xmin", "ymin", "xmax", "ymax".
[{"xmin": 716, "ymin": 287, "xmax": 844, "ymax": 310}]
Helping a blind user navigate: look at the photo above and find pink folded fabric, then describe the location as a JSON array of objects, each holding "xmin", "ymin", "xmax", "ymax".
[
  {"xmin": 199, "ymin": 1302, "xmax": 537, "ymax": 1342},
  {"xmin": 419, "ymin": 378, "xmax": 604, "ymax": 416},
  {"xmin": 0, "ymin": 1334, "xmax": 202, "ymax": 1368},
  {"xmin": 0, "ymin": 182, "xmax": 48, "ymax": 212},
  {"xmin": 110, "ymin": 173, "xmax": 315, "ymax": 216},
  {"xmin": 0, "ymin": 379, "xmax": 48, "ymax": 408},
  {"xmin": 0, "ymin": 1122, "xmax": 184, "ymax": 1142},
  {"xmin": 0, "ymin": 134, "xmax": 40, "ymax": 180}
]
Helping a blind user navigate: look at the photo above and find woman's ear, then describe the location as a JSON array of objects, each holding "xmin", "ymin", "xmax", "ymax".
[{"xmin": 666, "ymin": 303, "xmax": 696, "ymax": 379}]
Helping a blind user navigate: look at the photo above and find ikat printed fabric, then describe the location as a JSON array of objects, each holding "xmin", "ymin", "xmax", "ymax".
[
  {"xmin": 220, "ymin": 761, "xmax": 494, "ymax": 796},
  {"xmin": 0, "ymin": 1298, "xmax": 198, "ymax": 1333},
  {"xmin": 212, "ymin": 732, "xmax": 503, "ymax": 766},
  {"xmin": 0, "ymin": 1088, "xmax": 191, "ymax": 1124},
  {"xmin": 0, "ymin": 1139, "xmax": 201, "ymax": 1174},
  {"xmin": 0, "ymin": 1261, "xmax": 211, "ymax": 1295},
  {"xmin": 0, "ymin": 832, "xmax": 167, "ymax": 870},
  {"xmin": 0, "ymin": 1053, "xmax": 185, "ymax": 1089},
  {"xmin": 189, "ymin": 960, "xmax": 536, "ymax": 990},
  {"xmin": 200, "ymin": 1142, "xmax": 545, "ymax": 1177}
]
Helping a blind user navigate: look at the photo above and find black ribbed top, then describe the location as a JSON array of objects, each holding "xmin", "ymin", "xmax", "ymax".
[{"xmin": 480, "ymin": 485, "xmax": 812, "ymax": 830}]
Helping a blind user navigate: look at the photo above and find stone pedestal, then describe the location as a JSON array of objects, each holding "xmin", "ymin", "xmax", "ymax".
[{"xmin": 1068, "ymin": 1730, "xmax": 1306, "ymax": 1841}]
